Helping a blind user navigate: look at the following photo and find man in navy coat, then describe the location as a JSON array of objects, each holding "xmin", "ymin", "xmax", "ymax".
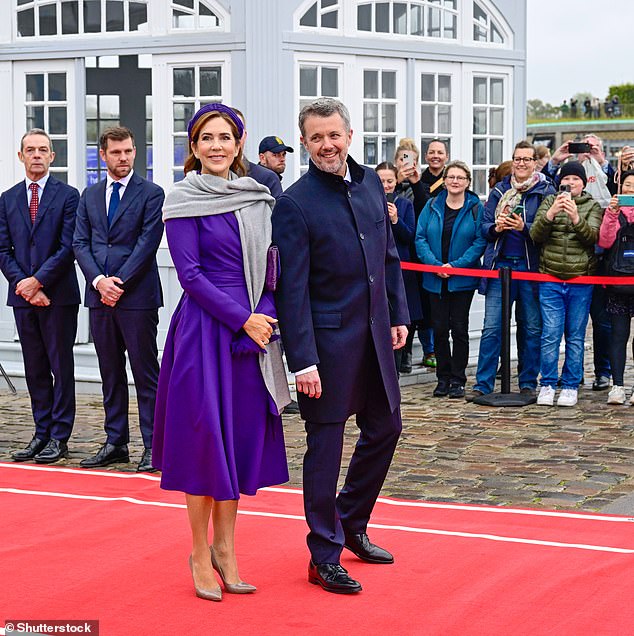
[
  {"xmin": 73, "ymin": 126, "xmax": 164, "ymax": 472},
  {"xmin": 0, "ymin": 128, "xmax": 80, "ymax": 464},
  {"xmin": 272, "ymin": 98, "xmax": 409, "ymax": 594}
]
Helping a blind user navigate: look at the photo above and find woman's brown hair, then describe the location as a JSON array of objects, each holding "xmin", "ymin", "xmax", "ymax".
[{"xmin": 184, "ymin": 111, "xmax": 247, "ymax": 177}]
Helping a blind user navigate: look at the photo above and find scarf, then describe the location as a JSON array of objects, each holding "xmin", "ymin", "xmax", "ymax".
[
  {"xmin": 495, "ymin": 171, "xmax": 544, "ymax": 219},
  {"xmin": 163, "ymin": 171, "xmax": 291, "ymax": 412}
]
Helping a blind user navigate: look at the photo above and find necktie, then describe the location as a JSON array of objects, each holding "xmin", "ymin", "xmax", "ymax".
[
  {"xmin": 108, "ymin": 182, "xmax": 121, "ymax": 227},
  {"xmin": 29, "ymin": 183, "xmax": 39, "ymax": 224}
]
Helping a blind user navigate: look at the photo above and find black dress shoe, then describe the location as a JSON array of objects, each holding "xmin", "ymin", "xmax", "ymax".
[
  {"xmin": 308, "ymin": 560, "xmax": 362, "ymax": 594},
  {"xmin": 400, "ymin": 352, "xmax": 413, "ymax": 374},
  {"xmin": 592, "ymin": 376, "xmax": 610, "ymax": 391},
  {"xmin": 137, "ymin": 448, "xmax": 157, "ymax": 473},
  {"xmin": 80, "ymin": 443, "xmax": 129, "ymax": 468},
  {"xmin": 12, "ymin": 436, "xmax": 48, "ymax": 462},
  {"xmin": 34, "ymin": 439, "xmax": 69, "ymax": 464},
  {"xmin": 344, "ymin": 532, "xmax": 394, "ymax": 564},
  {"xmin": 433, "ymin": 380, "xmax": 449, "ymax": 397},
  {"xmin": 284, "ymin": 400, "xmax": 300, "ymax": 414}
]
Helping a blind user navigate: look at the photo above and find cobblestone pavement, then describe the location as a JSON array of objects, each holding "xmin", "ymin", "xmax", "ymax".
[{"xmin": 2, "ymin": 351, "xmax": 634, "ymax": 514}]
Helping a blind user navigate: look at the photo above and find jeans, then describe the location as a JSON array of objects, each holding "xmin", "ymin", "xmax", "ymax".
[
  {"xmin": 590, "ymin": 284, "xmax": 612, "ymax": 379},
  {"xmin": 539, "ymin": 282, "xmax": 593, "ymax": 389},
  {"xmin": 474, "ymin": 259, "xmax": 542, "ymax": 394},
  {"xmin": 428, "ymin": 290, "xmax": 475, "ymax": 385}
]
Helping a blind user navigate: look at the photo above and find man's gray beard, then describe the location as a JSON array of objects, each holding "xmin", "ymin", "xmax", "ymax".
[{"xmin": 314, "ymin": 155, "xmax": 346, "ymax": 174}]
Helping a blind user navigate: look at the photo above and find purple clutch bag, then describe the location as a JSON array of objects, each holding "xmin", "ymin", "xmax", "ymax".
[{"xmin": 266, "ymin": 244, "xmax": 280, "ymax": 292}]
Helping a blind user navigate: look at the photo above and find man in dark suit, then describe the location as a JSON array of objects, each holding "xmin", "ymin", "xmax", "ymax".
[
  {"xmin": 0, "ymin": 128, "xmax": 80, "ymax": 464},
  {"xmin": 272, "ymin": 98, "xmax": 409, "ymax": 594},
  {"xmin": 73, "ymin": 126, "xmax": 164, "ymax": 472}
]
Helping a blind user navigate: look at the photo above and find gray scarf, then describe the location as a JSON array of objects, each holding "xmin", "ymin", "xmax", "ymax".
[{"xmin": 163, "ymin": 171, "xmax": 291, "ymax": 412}]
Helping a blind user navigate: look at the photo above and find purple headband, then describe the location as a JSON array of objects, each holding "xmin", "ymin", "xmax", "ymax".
[{"xmin": 187, "ymin": 103, "xmax": 244, "ymax": 141}]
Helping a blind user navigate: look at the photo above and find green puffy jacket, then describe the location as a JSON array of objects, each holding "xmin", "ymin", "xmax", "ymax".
[{"xmin": 529, "ymin": 191, "xmax": 603, "ymax": 279}]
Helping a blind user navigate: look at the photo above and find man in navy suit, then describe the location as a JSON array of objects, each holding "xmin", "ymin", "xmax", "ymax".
[
  {"xmin": 0, "ymin": 129, "xmax": 80, "ymax": 464},
  {"xmin": 73, "ymin": 126, "xmax": 164, "ymax": 472},
  {"xmin": 273, "ymin": 99, "xmax": 409, "ymax": 594}
]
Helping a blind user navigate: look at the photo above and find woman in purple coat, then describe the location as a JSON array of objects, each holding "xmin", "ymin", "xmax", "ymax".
[{"xmin": 152, "ymin": 104, "xmax": 290, "ymax": 602}]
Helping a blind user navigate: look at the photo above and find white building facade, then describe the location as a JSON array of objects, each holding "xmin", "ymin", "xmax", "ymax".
[{"xmin": 0, "ymin": 0, "xmax": 528, "ymax": 387}]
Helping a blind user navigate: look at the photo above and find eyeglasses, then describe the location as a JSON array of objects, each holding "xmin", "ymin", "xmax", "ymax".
[
  {"xmin": 445, "ymin": 175, "xmax": 468, "ymax": 181},
  {"xmin": 512, "ymin": 157, "xmax": 535, "ymax": 164}
]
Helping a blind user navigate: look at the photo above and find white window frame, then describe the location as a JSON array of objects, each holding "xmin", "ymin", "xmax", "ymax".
[
  {"xmin": 169, "ymin": 0, "xmax": 229, "ymax": 33},
  {"xmin": 151, "ymin": 52, "xmax": 231, "ymax": 190},
  {"xmin": 464, "ymin": 0, "xmax": 513, "ymax": 49},
  {"xmin": 360, "ymin": 58, "xmax": 406, "ymax": 166},
  {"xmin": 295, "ymin": 0, "xmax": 342, "ymax": 33},
  {"xmin": 414, "ymin": 60, "xmax": 461, "ymax": 165}
]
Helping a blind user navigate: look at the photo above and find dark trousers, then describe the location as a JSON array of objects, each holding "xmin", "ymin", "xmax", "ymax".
[
  {"xmin": 608, "ymin": 313, "xmax": 633, "ymax": 386},
  {"xmin": 590, "ymin": 284, "xmax": 612, "ymax": 379},
  {"xmin": 303, "ymin": 359, "xmax": 402, "ymax": 564},
  {"xmin": 428, "ymin": 289, "xmax": 474, "ymax": 385},
  {"xmin": 90, "ymin": 306, "xmax": 159, "ymax": 448},
  {"xmin": 14, "ymin": 304, "xmax": 78, "ymax": 442}
]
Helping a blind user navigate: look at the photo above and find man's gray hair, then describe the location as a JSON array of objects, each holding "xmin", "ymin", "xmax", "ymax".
[
  {"xmin": 299, "ymin": 98, "xmax": 351, "ymax": 137},
  {"xmin": 21, "ymin": 128, "xmax": 53, "ymax": 152}
]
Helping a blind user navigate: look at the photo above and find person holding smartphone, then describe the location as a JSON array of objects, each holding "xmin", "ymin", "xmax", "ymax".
[
  {"xmin": 598, "ymin": 170, "xmax": 634, "ymax": 405},
  {"xmin": 376, "ymin": 162, "xmax": 420, "ymax": 375},
  {"xmin": 530, "ymin": 161, "xmax": 603, "ymax": 407}
]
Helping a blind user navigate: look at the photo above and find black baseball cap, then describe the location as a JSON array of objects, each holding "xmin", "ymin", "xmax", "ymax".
[{"xmin": 259, "ymin": 136, "xmax": 294, "ymax": 154}]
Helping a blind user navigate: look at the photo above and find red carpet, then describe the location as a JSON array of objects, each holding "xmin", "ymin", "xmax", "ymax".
[{"xmin": 1, "ymin": 462, "xmax": 633, "ymax": 635}]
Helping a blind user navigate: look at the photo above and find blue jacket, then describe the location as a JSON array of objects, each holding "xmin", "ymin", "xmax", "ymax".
[
  {"xmin": 272, "ymin": 156, "xmax": 409, "ymax": 423},
  {"xmin": 415, "ymin": 189, "xmax": 486, "ymax": 294},
  {"xmin": 0, "ymin": 176, "xmax": 80, "ymax": 307},
  {"xmin": 247, "ymin": 160, "xmax": 283, "ymax": 199},
  {"xmin": 73, "ymin": 172, "xmax": 165, "ymax": 309},
  {"xmin": 480, "ymin": 175, "xmax": 556, "ymax": 292}
]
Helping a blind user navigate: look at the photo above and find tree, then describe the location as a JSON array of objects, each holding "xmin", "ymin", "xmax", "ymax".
[{"xmin": 608, "ymin": 83, "xmax": 634, "ymax": 104}]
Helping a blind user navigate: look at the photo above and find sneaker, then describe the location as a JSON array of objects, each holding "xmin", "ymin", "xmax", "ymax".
[
  {"xmin": 537, "ymin": 385, "xmax": 556, "ymax": 406},
  {"xmin": 592, "ymin": 375, "xmax": 610, "ymax": 391},
  {"xmin": 433, "ymin": 380, "xmax": 449, "ymax": 397},
  {"xmin": 423, "ymin": 353, "xmax": 437, "ymax": 368},
  {"xmin": 557, "ymin": 388, "xmax": 578, "ymax": 407},
  {"xmin": 448, "ymin": 383, "xmax": 465, "ymax": 399},
  {"xmin": 607, "ymin": 386, "xmax": 626, "ymax": 405}
]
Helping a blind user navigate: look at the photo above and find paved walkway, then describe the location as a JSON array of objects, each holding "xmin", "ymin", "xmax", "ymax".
[{"xmin": 2, "ymin": 348, "xmax": 634, "ymax": 515}]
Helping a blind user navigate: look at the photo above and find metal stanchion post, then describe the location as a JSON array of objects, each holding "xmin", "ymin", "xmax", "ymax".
[
  {"xmin": 0, "ymin": 362, "xmax": 16, "ymax": 394},
  {"xmin": 474, "ymin": 266, "xmax": 536, "ymax": 407}
]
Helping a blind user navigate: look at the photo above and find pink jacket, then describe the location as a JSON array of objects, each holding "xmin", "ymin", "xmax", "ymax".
[{"xmin": 598, "ymin": 206, "xmax": 634, "ymax": 249}]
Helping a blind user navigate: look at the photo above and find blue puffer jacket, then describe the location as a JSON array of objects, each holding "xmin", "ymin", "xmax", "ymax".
[
  {"xmin": 415, "ymin": 189, "xmax": 487, "ymax": 294},
  {"xmin": 479, "ymin": 174, "xmax": 556, "ymax": 293}
]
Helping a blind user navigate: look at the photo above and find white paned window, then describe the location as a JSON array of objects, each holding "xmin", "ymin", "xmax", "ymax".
[
  {"xmin": 16, "ymin": 0, "xmax": 148, "ymax": 37},
  {"xmin": 171, "ymin": 0, "xmax": 223, "ymax": 30},
  {"xmin": 363, "ymin": 69, "xmax": 398, "ymax": 165},
  {"xmin": 472, "ymin": 75, "xmax": 505, "ymax": 195},
  {"xmin": 473, "ymin": 1, "xmax": 505, "ymax": 44},
  {"xmin": 298, "ymin": 64, "xmax": 340, "ymax": 172},
  {"xmin": 299, "ymin": 0, "xmax": 339, "ymax": 29},
  {"xmin": 357, "ymin": 1, "xmax": 457, "ymax": 39},
  {"xmin": 171, "ymin": 64, "xmax": 223, "ymax": 182},
  {"xmin": 25, "ymin": 72, "xmax": 69, "ymax": 182},
  {"xmin": 420, "ymin": 72, "xmax": 452, "ymax": 157}
]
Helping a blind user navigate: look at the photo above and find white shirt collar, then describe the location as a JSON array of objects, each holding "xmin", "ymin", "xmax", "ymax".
[
  {"xmin": 343, "ymin": 163, "xmax": 352, "ymax": 183},
  {"xmin": 106, "ymin": 170, "xmax": 134, "ymax": 190},
  {"xmin": 26, "ymin": 174, "xmax": 50, "ymax": 190}
]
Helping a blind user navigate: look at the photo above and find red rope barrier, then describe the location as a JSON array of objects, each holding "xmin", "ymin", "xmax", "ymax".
[{"xmin": 400, "ymin": 261, "xmax": 634, "ymax": 286}]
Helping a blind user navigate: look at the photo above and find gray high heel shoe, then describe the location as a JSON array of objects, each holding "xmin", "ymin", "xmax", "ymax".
[
  {"xmin": 209, "ymin": 546, "xmax": 257, "ymax": 594},
  {"xmin": 188, "ymin": 555, "xmax": 223, "ymax": 601}
]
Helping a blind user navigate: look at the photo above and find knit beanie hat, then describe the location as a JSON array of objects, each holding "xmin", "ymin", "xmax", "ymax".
[{"xmin": 557, "ymin": 160, "xmax": 587, "ymax": 187}]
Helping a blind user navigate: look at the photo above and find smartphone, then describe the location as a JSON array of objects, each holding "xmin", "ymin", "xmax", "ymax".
[
  {"xmin": 386, "ymin": 192, "xmax": 395, "ymax": 203},
  {"xmin": 559, "ymin": 184, "xmax": 572, "ymax": 198},
  {"xmin": 617, "ymin": 194, "xmax": 634, "ymax": 206},
  {"xmin": 401, "ymin": 152, "xmax": 414, "ymax": 168},
  {"xmin": 568, "ymin": 142, "xmax": 592, "ymax": 154}
]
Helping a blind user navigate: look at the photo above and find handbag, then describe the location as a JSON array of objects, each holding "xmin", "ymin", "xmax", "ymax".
[
  {"xmin": 265, "ymin": 244, "xmax": 280, "ymax": 291},
  {"xmin": 607, "ymin": 212, "xmax": 634, "ymax": 295}
]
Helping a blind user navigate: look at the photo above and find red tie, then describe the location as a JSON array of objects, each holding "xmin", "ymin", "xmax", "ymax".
[{"xmin": 29, "ymin": 183, "xmax": 38, "ymax": 224}]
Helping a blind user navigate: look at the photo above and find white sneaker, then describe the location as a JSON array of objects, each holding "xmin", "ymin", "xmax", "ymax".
[
  {"xmin": 557, "ymin": 388, "xmax": 578, "ymax": 407},
  {"xmin": 608, "ymin": 385, "xmax": 626, "ymax": 405},
  {"xmin": 537, "ymin": 385, "xmax": 556, "ymax": 406}
]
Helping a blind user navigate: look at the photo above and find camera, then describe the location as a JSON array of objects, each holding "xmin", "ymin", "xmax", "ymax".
[
  {"xmin": 617, "ymin": 194, "xmax": 634, "ymax": 206},
  {"xmin": 568, "ymin": 142, "xmax": 591, "ymax": 154}
]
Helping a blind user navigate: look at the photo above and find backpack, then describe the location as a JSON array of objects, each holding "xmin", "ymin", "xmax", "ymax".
[{"xmin": 606, "ymin": 212, "xmax": 634, "ymax": 295}]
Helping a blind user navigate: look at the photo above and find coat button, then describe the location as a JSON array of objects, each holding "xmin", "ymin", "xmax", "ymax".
[
  {"xmin": 369, "ymin": 275, "xmax": 375, "ymax": 283},
  {"xmin": 360, "ymin": 233, "xmax": 365, "ymax": 240},
  {"xmin": 370, "ymin": 317, "xmax": 374, "ymax": 325}
]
